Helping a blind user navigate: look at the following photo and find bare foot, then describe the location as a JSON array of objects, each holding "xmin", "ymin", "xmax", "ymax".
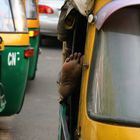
[{"xmin": 59, "ymin": 52, "xmax": 83, "ymax": 99}]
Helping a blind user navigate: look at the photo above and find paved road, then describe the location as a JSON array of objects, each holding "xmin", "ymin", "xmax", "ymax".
[{"xmin": 0, "ymin": 44, "xmax": 62, "ymax": 140}]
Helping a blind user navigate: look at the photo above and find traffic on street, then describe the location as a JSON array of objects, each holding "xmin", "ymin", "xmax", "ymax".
[
  {"xmin": 1, "ymin": 0, "xmax": 140, "ymax": 140},
  {"xmin": 0, "ymin": 45, "xmax": 62, "ymax": 140}
]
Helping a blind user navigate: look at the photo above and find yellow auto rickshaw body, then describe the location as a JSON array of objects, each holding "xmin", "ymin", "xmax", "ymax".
[
  {"xmin": 59, "ymin": 0, "xmax": 140, "ymax": 139},
  {"xmin": 76, "ymin": 0, "xmax": 140, "ymax": 139}
]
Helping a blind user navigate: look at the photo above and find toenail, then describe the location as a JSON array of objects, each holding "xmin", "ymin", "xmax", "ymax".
[{"xmin": 66, "ymin": 58, "xmax": 70, "ymax": 62}]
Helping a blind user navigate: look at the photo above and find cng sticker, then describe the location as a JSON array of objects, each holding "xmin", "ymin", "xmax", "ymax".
[{"xmin": 8, "ymin": 52, "xmax": 20, "ymax": 66}]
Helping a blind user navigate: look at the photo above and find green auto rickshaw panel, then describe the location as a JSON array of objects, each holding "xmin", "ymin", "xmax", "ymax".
[
  {"xmin": 0, "ymin": 46, "xmax": 29, "ymax": 116},
  {"xmin": 28, "ymin": 28, "xmax": 40, "ymax": 80}
]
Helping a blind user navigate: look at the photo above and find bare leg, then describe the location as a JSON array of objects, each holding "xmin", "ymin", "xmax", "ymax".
[
  {"xmin": 62, "ymin": 41, "xmax": 72, "ymax": 62},
  {"xmin": 59, "ymin": 52, "xmax": 83, "ymax": 99}
]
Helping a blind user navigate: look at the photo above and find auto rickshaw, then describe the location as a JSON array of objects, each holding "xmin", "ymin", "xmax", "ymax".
[
  {"xmin": 25, "ymin": 0, "xmax": 40, "ymax": 80},
  {"xmin": 58, "ymin": 0, "xmax": 140, "ymax": 139},
  {"xmin": 0, "ymin": 0, "xmax": 33, "ymax": 116}
]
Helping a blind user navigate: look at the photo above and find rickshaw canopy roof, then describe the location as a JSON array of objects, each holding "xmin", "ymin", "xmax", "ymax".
[
  {"xmin": 72, "ymin": 0, "xmax": 95, "ymax": 16},
  {"xmin": 96, "ymin": 0, "xmax": 140, "ymax": 30}
]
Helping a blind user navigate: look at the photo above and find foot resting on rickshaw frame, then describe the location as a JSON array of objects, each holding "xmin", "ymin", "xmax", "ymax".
[{"xmin": 58, "ymin": 52, "xmax": 83, "ymax": 100}]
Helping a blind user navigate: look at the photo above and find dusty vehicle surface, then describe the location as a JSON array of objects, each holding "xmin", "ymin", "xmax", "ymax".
[{"xmin": 58, "ymin": 0, "xmax": 140, "ymax": 140}]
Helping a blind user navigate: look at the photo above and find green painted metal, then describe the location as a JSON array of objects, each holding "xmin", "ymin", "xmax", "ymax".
[
  {"xmin": 0, "ymin": 83, "xmax": 6, "ymax": 112},
  {"xmin": 0, "ymin": 46, "xmax": 29, "ymax": 116},
  {"xmin": 58, "ymin": 103, "xmax": 70, "ymax": 140},
  {"xmin": 28, "ymin": 28, "xmax": 40, "ymax": 80}
]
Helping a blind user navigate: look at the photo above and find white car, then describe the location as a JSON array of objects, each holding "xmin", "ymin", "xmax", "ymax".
[{"xmin": 38, "ymin": 0, "xmax": 64, "ymax": 37}]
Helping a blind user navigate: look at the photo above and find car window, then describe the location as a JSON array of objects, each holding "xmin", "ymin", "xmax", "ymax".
[
  {"xmin": 25, "ymin": 0, "xmax": 37, "ymax": 19},
  {"xmin": 88, "ymin": 7, "xmax": 140, "ymax": 124}
]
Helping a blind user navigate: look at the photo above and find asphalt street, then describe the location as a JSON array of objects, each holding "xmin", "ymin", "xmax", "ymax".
[{"xmin": 0, "ymin": 42, "xmax": 62, "ymax": 140}]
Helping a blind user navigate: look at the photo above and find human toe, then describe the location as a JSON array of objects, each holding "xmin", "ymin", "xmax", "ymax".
[
  {"xmin": 73, "ymin": 52, "xmax": 78, "ymax": 59},
  {"xmin": 65, "ymin": 57, "xmax": 70, "ymax": 62},
  {"xmin": 69, "ymin": 54, "xmax": 74, "ymax": 60},
  {"xmin": 77, "ymin": 53, "xmax": 82, "ymax": 62}
]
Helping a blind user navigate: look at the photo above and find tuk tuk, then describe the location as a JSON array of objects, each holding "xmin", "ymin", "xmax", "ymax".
[
  {"xmin": 0, "ymin": 0, "xmax": 33, "ymax": 116},
  {"xmin": 25, "ymin": 0, "xmax": 40, "ymax": 80},
  {"xmin": 58, "ymin": 0, "xmax": 140, "ymax": 139}
]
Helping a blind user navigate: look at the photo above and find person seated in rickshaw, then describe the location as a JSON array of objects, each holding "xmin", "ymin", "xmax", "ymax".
[{"xmin": 57, "ymin": 0, "xmax": 84, "ymax": 101}]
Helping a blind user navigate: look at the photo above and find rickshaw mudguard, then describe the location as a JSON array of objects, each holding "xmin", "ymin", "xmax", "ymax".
[{"xmin": 96, "ymin": 0, "xmax": 140, "ymax": 30}]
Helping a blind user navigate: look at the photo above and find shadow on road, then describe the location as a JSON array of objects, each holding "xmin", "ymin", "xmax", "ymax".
[{"xmin": 40, "ymin": 35, "xmax": 62, "ymax": 49}]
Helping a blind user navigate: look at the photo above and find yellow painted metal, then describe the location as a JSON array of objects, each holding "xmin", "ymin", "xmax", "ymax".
[
  {"xmin": 0, "ymin": 33, "xmax": 29, "ymax": 46},
  {"xmin": 77, "ymin": 0, "xmax": 140, "ymax": 139},
  {"xmin": 25, "ymin": 0, "xmax": 40, "ymax": 28},
  {"xmin": 79, "ymin": 117, "xmax": 140, "ymax": 140},
  {"xmin": 94, "ymin": 0, "xmax": 111, "ymax": 13},
  {"xmin": 27, "ymin": 19, "xmax": 39, "ymax": 28},
  {"xmin": 0, "ymin": 41, "xmax": 5, "ymax": 51}
]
